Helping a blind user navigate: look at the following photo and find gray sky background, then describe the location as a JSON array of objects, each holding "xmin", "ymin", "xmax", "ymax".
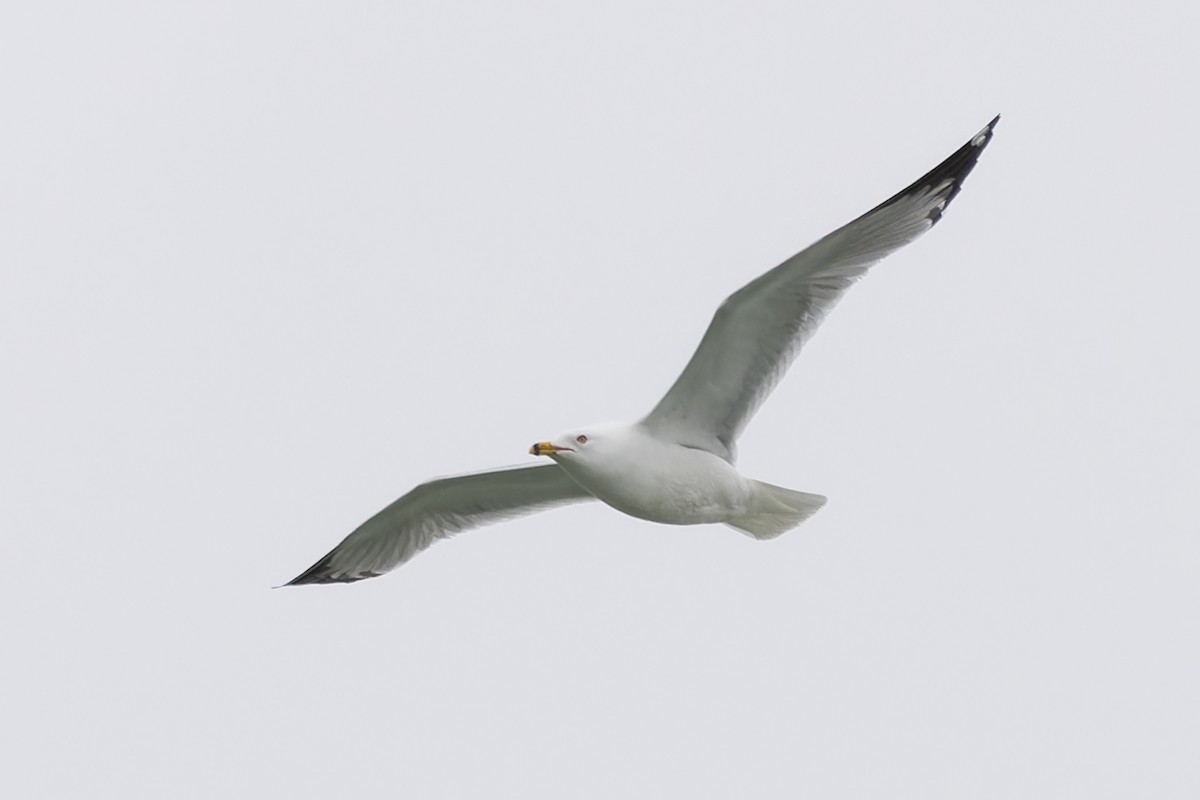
[{"xmin": 4, "ymin": 1, "xmax": 1198, "ymax": 797}]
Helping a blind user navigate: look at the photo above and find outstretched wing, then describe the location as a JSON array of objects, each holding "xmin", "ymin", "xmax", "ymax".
[
  {"xmin": 286, "ymin": 463, "xmax": 595, "ymax": 584},
  {"xmin": 641, "ymin": 116, "xmax": 999, "ymax": 462}
]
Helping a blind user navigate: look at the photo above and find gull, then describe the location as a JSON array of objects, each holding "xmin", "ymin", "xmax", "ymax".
[{"xmin": 286, "ymin": 115, "xmax": 999, "ymax": 585}]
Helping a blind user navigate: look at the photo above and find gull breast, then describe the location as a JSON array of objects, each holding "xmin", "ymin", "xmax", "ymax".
[{"xmin": 570, "ymin": 438, "xmax": 751, "ymax": 526}]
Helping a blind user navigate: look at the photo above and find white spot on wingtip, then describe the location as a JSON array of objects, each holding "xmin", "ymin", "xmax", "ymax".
[{"xmin": 971, "ymin": 126, "xmax": 990, "ymax": 147}]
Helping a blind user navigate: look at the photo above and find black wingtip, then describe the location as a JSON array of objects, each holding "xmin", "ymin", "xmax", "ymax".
[
  {"xmin": 282, "ymin": 556, "xmax": 334, "ymax": 586},
  {"xmin": 863, "ymin": 114, "xmax": 1000, "ymax": 226},
  {"xmin": 283, "ymin": 553, "xmax": 380, "ymax": 586}
]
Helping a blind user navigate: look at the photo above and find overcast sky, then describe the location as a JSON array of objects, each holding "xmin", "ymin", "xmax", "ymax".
[{"xmin": 3, "ymin": 1, "xmax": 1198, "ymax": 798}]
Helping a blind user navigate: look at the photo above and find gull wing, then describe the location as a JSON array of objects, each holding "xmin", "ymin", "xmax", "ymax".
[
  {"xmin": 641, "ymin": 116, "xmax": 999, "ymax": 462},
  {"xmin": 286, "ymin": 463, "xmax": 595, "ymax": 584}
]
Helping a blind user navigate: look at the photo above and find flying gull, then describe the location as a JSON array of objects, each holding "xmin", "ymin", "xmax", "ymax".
[{"xmin": 286, "ymin": 115, "xmax": 999, "ymax": 585}]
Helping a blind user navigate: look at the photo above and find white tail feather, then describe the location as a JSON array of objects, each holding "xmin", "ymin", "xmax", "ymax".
[{"xmin": 726, "ymin": 481, "xmax": 827, "ymax": 540}]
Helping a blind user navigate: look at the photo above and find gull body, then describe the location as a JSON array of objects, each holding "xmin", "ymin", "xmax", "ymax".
[
  {"xmin": 533, "ymin": 423, "xmax": 753, "ymax": 526},
  {"xmin": 286, "ymin": 116, "xmax": 999, "ymax": 585}
]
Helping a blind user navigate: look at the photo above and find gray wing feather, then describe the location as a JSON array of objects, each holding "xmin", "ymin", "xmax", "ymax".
[
  {"xmin": 642, "ymin": 116, "xmax": 999, "ymax": 461},
  {"xmin": 286, "ymin": 463, "xmax": 595, "ymax": 584}
]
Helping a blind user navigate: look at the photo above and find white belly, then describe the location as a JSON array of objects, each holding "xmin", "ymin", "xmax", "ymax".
[{"xmin": 557, "ymin": 437, "xmax": 751, "ymax": 526}]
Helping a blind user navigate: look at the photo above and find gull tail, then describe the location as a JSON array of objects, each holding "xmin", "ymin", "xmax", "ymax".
[{"xmin": 726, "ymin": 481, "xmax": 827, "ymax": 540}]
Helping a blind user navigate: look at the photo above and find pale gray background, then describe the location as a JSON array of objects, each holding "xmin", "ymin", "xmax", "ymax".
[{"xmin": 3, "ymin": 1, "xmax": 1197, "ymax": 797}]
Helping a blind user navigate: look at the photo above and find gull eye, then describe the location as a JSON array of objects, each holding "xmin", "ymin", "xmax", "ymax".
[{"xmin": 576, "ymin": 434, "xmax": 588, "ymax": 444}]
